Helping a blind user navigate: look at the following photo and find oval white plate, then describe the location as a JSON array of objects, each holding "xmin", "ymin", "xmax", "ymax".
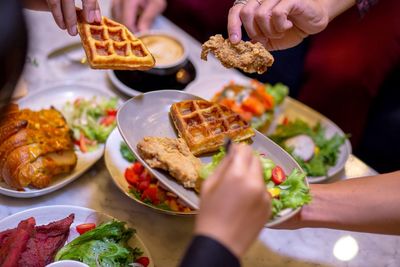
[
  {"xmin": 105, "ymin": 128, "xmax": 196, "ymax": 216},
  {"xmin": 186, "ymin": 75, "xmax": 352, "ymax": 183},
  {"xmin": 0, "ymin": 82, "xmax": 116, "ymax": 198},
  {"xmin": 117, "ymin": 90, "xmax": 307, "ymax": 227},
  {"xmin": 0, "ymin": 205, "xmax": 154, "ymax": 267}
]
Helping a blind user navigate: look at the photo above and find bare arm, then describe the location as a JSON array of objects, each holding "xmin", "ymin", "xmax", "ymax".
[{"xmin": 279, "ymin": 171, "xmax": 400, "ymax": 235}]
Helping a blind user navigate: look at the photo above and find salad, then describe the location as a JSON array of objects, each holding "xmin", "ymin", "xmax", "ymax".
[
  {"xmin": 200, "ymin": 149, "xmax": 311, "ymax": 216},
  {"xmin": 120, "ymin": 142, "xmax": 193, "ymax": 213},
  {"xmin": 269, "ymin": 118, "xmax": 347, "ymax": 177},
  {"xmin": 62, "ymin": 96, "xmax": 118, "ymax": 153},
  {"xmin": 55, "ymin": 220, "xmax": 149, "ymax": 267},
  {"xmin": 212, "ymin": 80, "xmax": 288, "ymax": 131}
]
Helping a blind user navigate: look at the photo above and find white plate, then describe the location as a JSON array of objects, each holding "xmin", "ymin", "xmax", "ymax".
[
  {"xmin": 186, "ymin": 75, "xmax": 352, "ymax": 183},
  {"xmin": 0, "ymin": 83, "xmax": 115, "ymax": 198},
  {"xmin": 117, "ymin": 90, "xmax": 307, "ymax": 227},
  {"xmin": 0, "ymin": 205, "xmax": 154, "ymax": 267},
  {"xmin": 105, "ymin": 128, "xmax": 196, "ymax": 216}
]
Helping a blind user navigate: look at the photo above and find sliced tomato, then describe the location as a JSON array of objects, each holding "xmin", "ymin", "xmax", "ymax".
[
  {"xmin": 136, "ymin": 256, "xmax": 150, "ymax": 267},
  {"xmin": 132, "ymin": 162, "xmax": 144, "ymax": 174},
  {"xmin": 253, "ymin": 87, "xmax": 274, "ymax": 110},
  {"xmin": 138, "ymin": 180, "xmax": 150, "ymax": 191},
  {"xmin": 271, "ymin": 166, "xmax": 286, "ymax": 185},
  {"xmin": 142, "ymin": 185, "xmax": 158, "ymax": 203},
  {"xmin": 100, "ymin": 115, "xmax": 116, "ymax": 126},
  {"xmin": 282, "ymin": 116, "xmax": 289, "ymax": 125},
  {"xmin": 139, "ymin": 171, "xmax": 151, "ymax": 182},
  {"xmin": 76, "ymin": 223, "xmax": 96, "ymax": 235},
  {"xmin": 106, "ymin": 109, "xmax": 117, "ymax": 116},
  {"xmin": 125, "ymin": 167, "xmax": 139, "ymax": 186},
  {"xmin": 79, "ymin": 133, "xmax": 88, "ymax": 153}
]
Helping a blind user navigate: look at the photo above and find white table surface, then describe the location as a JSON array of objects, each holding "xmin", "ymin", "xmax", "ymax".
[{"xmin": 1, "ymin": 1, "xmax": 399, "ymax": 266}]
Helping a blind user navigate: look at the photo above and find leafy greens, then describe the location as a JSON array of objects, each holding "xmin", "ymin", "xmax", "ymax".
[
  {"xmin": 269, "ymin": 119, "xmax": 346, "ymax": 177},
  {"xmin": 55, "ymin": 220, "xmax": 142, "ymax": 267}
]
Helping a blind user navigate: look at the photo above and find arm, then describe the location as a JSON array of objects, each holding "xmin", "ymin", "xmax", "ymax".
[
  {"xmin": 279, "ymin": 171, "xmax": 400, "ymax": 235},
  {"xmin": 180, "ymin": 144, "xmax": 271, "ymax": 266}
]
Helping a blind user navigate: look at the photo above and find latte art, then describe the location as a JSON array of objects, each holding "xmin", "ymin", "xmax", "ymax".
[{"xmin": 140, "ymin": 35, "xmax": 184, "ymax": 66}]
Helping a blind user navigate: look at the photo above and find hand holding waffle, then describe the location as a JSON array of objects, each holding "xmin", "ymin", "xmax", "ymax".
[{"xmin": 22, "ymin": 0, "xmax": 102, "ymax": 36}]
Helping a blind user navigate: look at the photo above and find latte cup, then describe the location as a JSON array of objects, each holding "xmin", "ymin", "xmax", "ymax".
[{"xmin": 138, "ymin": 31, "xmax": 188, "ymax": 75}]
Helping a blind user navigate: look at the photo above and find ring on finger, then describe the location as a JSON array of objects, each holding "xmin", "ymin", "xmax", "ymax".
[
  {"xmin": 233, "ymin": 0, "xmax": 248, "ymax": 6},
  {"xmin": 256, "ymin": 0, "xmax": 263, "ymax": 5}
]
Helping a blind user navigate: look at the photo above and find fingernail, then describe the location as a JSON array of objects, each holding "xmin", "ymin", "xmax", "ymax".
[
  {"xmin": 230, "ymin": 33, "xmax": 239, "ymax": 43},
  {"xmin": 95, "ymin": 10, "xmax": 101, "ymax": 22},
  {"xmin": 88, "ymin": 10, "xmax": 95, "ymax": 23},
  {"xmin": 69, "ymin": 25, "xmax": 77, "ymax": 36}
]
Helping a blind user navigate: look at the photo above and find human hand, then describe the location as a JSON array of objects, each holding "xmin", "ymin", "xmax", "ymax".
[
  {"xmin": 228, "ymin": 0, "xmax": 330, "ymax": 50},
  {"xmin": 111, "ymin": 0, "xmax": 166, "ymax": 32},
  {"xmin": 195, "ymin": 144, "xmax": 271, "ymax": 257},
  {"xmin": 47, "ymin": 0, "xmax": 101, "ymax": 36}
]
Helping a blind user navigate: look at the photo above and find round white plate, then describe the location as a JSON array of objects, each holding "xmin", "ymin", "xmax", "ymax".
[
  {"xmin": 117, "ymin": 90, "xmax": 307, "ymax": 227},
  {"xmin": 105, "ymin": 128, "xmax": 196, "ymax": 216},
  {"xmin": 186, "ymin": 75, "xmax": 352, "ymax": 183},
  {"xmin": 0, "ymin": 82, "xmax": 116, "ymax": 198},
  {"xmin": 0, "ymin": 205, "xmax": 154, "ymax": 267}
]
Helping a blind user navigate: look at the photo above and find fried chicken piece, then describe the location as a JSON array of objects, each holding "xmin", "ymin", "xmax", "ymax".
[
  {"xmin": 137, "ymin": 137, "xmax": 202, "ymax": 188},
  {"xmin": 201, "ymin": 34, "xmax": 274, "ymax": 74}
]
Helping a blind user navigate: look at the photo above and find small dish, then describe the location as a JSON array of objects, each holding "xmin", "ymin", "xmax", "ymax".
[
  {"xmin": 0, "ymin": 82, "xmax": 115, "ymax": 198},
  {"xmin": 107, "ymin": 60, "xmax": 196, "ymax": 97},
  {"xmin": 46, "ymin": 260, "xmax": 89, "ymax": 267},
  {"xmin": 138, "ymin": 30, "xmax": 189, "ymax": 75},
  {"xmin": 0, "ymin": 205, "xmax": 154, "ymax": 267}
]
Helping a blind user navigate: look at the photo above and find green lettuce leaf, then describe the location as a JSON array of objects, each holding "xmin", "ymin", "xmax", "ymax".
[{"xmin": 55, "ymin": 220, "xmax": 142, "ymax": 267}]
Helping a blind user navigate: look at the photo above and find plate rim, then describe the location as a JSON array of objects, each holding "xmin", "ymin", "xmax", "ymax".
[
  {"xmin": 0, "ymin": 82, "xmax": 115, "ymax": 198},
  {"xmin": 0, "ymin": 205, "xmax": 154, "ymax": 267}
]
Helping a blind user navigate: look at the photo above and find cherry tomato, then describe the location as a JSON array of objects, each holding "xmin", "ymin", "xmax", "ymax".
[
  {"xmin": 271, "ymin": 166, "xmax": 286, "ymax": 185},
  {"xmin": 100, "ymin": 115, "xmax": 116, "ymax": 126},
  {"xmin": 76, "ymin": 223, "xmax": 96, "ymax": 235},
  {"xmin": 132, "ymin": 162, "xmax": 144, "ymax": 174},
  {"xmin": 142, "ymin": 185, "xmax": 158, "ymax": 203},
  {"xmin": 138, "ymin": 180, "xmax": 150, "ymax": 191},
  {"xmin": 125, "ymin": 168, "xmax": 139, "ymax": 185},
  {"xmin": 106, "ymin": 109, "xmax": 117, "ymax": 116},
  {"xmin": 136, "ymin": 256, "xmax": 150, "ymax": 267}
]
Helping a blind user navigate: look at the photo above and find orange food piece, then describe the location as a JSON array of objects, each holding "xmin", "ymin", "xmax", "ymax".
[
  {"xmin": 242, "ymin": 96, "xmax": 265, "ymax": 116},
  {"xmin": 253, "ymin": 87, "xmax": 274, "ymax": 110}
]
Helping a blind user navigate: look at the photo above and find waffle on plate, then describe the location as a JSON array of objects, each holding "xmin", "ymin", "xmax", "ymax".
[
  {"xmin": 77, "ymin": 10, "xmax": 155, "ymax": 70},
  {"xmin": 170, "ymin": 99, "xmax": 255, "ymax": 155}
]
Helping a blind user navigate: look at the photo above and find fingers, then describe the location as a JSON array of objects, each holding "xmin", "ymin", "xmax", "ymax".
[
  {"xmin": 82, "ymin": 0, "xmax": 101, "ymax": 23},
  {"xmin": 61, "ymin": 0, "xmax": 78, "ymax": 35},
  {"xmin": 270, "ymin": 0, "xmax": 295, "ymax": 33},
  {"xmin": 255, "ymin": 0, "xmax": 284, "ymax": 39},
  {"xmin": 227, "ymin": 4, "xmax": 243, "ymax": 44},
  {"xmin": 111, "ymin": 0, "xmax": 121, "ymax": 21},
  {"xmin": 137, "ymin": 0, "xmax": 166, "ymax": 32},
  {"xmin": 240, "ymin": 0, "xmax": 263, "ymax": 42},
  {"xmin": 123, "ymin": 0, "xmax": 141, "ymax": 32},
  {"xmin": 47, "ymin": 0, "xmax": 66, "ymax": 29}
]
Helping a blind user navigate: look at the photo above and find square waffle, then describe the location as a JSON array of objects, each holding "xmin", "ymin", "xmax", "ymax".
[
  {"xmin": 170, "ymin": 100, "xmax": 255, "ymax": 155},
  {"xmin": 76, "ymin": 10, "xmax": 155, "ymax": 70}
]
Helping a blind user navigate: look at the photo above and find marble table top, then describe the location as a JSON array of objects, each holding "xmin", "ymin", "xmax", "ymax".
[{"xmin": 1, "ymin": 1, "xmax": 399, "ymax": 266}]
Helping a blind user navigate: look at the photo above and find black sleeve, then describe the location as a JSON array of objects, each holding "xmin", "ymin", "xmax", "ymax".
[{"xmin": 179, "ymin": 235, "xmax": 240, "ymax": 267}]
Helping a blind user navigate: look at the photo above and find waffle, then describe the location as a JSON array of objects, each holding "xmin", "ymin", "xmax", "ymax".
[
  {"xmin": 170, "ymin": 100, "xmax": 255, "ymax": 155},
  {"xmin": 77, "ymin": 10, "xmax": 155, "ymax": 70}
]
